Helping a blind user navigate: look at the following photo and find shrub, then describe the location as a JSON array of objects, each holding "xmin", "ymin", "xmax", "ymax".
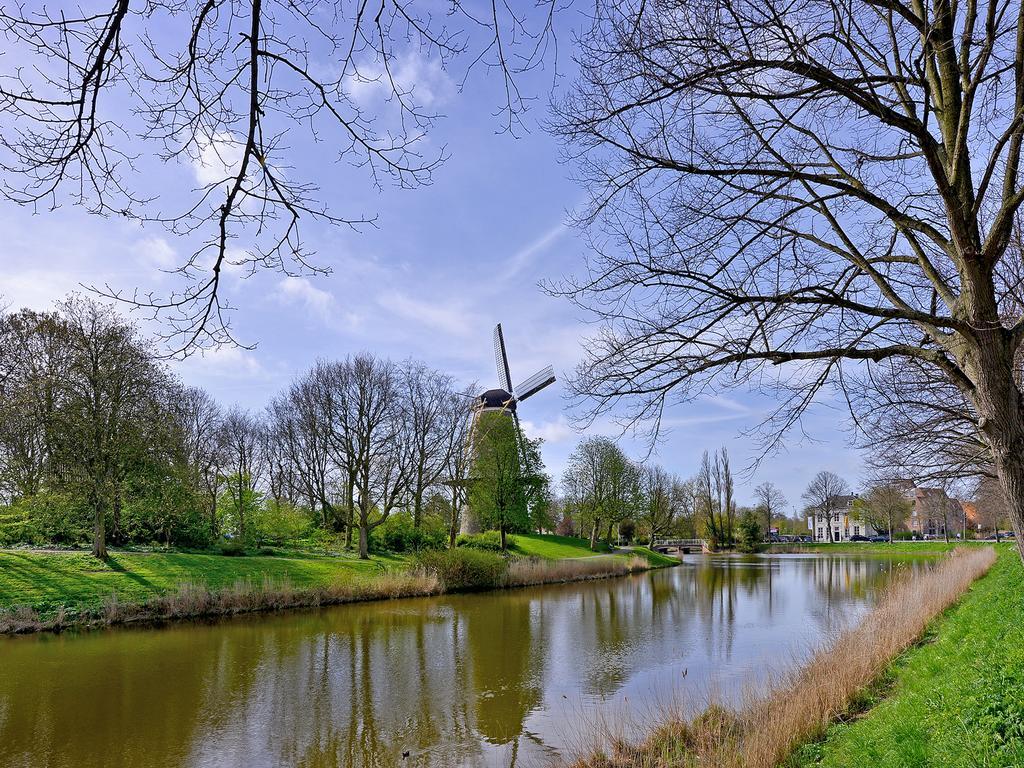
[
  {"xmin": 456, "ymin": 530, "xmax": 516, "ymax": 552},
  {"xmin": 0, "ymin": 503, "xmax": 37, "ymax": 546},
  {"xmin": 736, "ymin": 510, "xmax": 765, "ymax": 553},
  {"xmin": 619, "ymin": 520, "xmax": 636, "ymax": 543},
  {"xmin": 555, "ymin": 515, "xmax": 575, "ymax": 537},
  {"xmin": 375, "ymin": 513, "xmax": 446, "ymax": 553},
  {"xmin": 219, "ymin": 539, "xmax": 247, "ymax": 556},
  {"xmin": 253, "ymin": 502, "xmax": 311, "ymax": 546},
  {"xmin": 19, "ymin": 492, "xmax": 90, "ymax": 545},
  {"xmin": 413, "ymin": 548, "xmax": 508, "ymax": 591}
]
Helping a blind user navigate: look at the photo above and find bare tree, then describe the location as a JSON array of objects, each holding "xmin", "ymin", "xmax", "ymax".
[
  {"xmin": 219, "ymin": 407, "xmax": 265, "ymax": 540},
  {"xmin": 554, "ymin": 0, "xmax": 1024, "ymax": 561},
  {"xmin": 976, "ymin": 476, "xmax": 1011, "ymax": 539},
  {"xmin": 802, "ymin": 472, "xmax": 850, "ymax": 543},
  {"xmin": 173, "ymin": 385, "xmax": 224, "ymax": 537},
  {"xmin": 754, "ymin": 481, "xmax": 787, "ymax": 539},
  {"xmin": 0, "ymin": 2, "xmax": 560, "ymax": 353},
  {"xmin": 396, "ymin": 360, "xmax": 460, "ymax": 529},
  {"xmin": 695, "ymin": 449, "xmax": 734, "ymax": 547},
  {"xmin": 862, "ymin": 484, "xmax": 912, "ymax": 541},
  {"xmin": 640, "ymin": 464, "xmax": 676, "ymax": 544},
  {"xmin": 342, "ymin": 354, "xmax": 407, "ymax": 559}
]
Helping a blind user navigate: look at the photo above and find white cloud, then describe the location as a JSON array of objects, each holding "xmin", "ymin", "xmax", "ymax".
[
  {"xmin": 377, "ymin": 290, "xmax": 476, "ymax": 337},
  {"xmin": 274, "ymin": 276, "xmax": 361, "ymax": 331},
  {"xmin": 192, "ymin": 132, "xmax": 244, "ymax": 186},
  {"xmin": 499, "ymin": 223, "xmax": 567, "ymax": 281},
  {"xmin": 173, "ymin": 345, "xmax": 269, "ymax": 380},
  {"xmin": 136, "ymin": 236, "xmax": 176, "ymax": 271},
  {"xmin": 349, "ymin": 52, "xmax": 454, "ymax": 109},
  {"xmin": 520, "ymin": 414, "xmax": 575, "ymax": 444}
]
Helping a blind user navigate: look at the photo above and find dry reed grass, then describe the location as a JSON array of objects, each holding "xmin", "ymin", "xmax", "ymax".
[
  {"xmin": 0, "ymin": 553, "xmax": 657, "ymax": 634},
  {"xmin": 0, "ymin": 571, "xmax": 442, "ymax": 634},
  {"xmin": 568, "ymin": 545, "xmax": 998, "ymax": 768},
  {"xmin": 506, "ymin": 555, "xmax": 649, "ymax": 587}
]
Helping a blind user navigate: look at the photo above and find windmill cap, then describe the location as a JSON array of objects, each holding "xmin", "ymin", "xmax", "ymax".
[{"xmin": 480, "ymin": 388, "xmax": 515, "ymax": 409}]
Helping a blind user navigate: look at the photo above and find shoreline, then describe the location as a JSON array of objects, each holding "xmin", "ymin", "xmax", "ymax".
[
  {"xmin": 568, "ymin": 545, "xmax": 999, "ymax": 768},
  {"xmin": 0, "ymin": 551, "xmax": 666, "ymax": 637}
]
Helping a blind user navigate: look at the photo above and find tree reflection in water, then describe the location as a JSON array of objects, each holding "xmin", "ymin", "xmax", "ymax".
[{"xmin": 0, "ymin": 554, "xmax": 932, "ymax": 768}]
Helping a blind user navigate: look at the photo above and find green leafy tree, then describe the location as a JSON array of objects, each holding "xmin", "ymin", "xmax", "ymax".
[
  {"xmin": 469, "ymin": 412, "xmax": 532, "ymax": 550},
  {"xmin": 736, "ymin": 509, "xmax": 763, "ymax": 553}
]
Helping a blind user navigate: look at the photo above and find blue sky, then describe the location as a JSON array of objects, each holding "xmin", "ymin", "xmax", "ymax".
[{"xmin": 0, "ymin": 5, "xmax": 864, "ymax": 509}]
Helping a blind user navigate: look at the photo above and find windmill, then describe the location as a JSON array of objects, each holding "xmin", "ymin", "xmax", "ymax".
[{"xmin": 459, "ymin": 323, "xmax": 556, "ymax": 534}]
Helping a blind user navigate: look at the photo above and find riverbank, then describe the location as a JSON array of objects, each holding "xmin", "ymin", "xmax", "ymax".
[
  {"xmin": 0, "ymin": 535, "xmax": 674, "ymax": 634},
  {"xmin": 570, "ymin": 544, "xmax": 1001, "ymax": 768},
  {"xmin": 792, "ymin": 543, "xmax": 1024, "ymax": 767}
]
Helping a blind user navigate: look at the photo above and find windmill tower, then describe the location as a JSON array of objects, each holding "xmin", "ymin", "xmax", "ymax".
[{"xmin": 459, "ymin": 323, "xmax": 556, "ymax": 535}]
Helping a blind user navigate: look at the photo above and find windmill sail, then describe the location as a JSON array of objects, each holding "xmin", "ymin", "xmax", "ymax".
[
  {"xmin": 493, "ymin": 323, "xmax": 513, "ymax": 393},
  {"xmin": 514, "ymin": 365, "xmax": 556, "ymax": 402}
]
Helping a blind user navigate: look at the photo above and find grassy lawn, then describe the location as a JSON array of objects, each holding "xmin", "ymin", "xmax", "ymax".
[
  {"xmin": 515, "ymin": 534, "xmax": 680, "ymax": 567},
  {"xmin": 0, "ymin": 534, "xmax": 675, "ymax": 616},
  {"xmin": 793, "ymin": 543, "xmax": 1024, "ymax": 768},
  {"xmin": 0, "ymin": 549, "xmax": 408, "ymax": 613},
  {"xmin": 514, "ymin": 533, "xmax": 612, "ymax": 558}
]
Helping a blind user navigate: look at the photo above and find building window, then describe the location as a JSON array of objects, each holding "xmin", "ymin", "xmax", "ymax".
[
  {"xmin": 818, "ymin": 528, "xmax": 823, "ymax": 540},
  {"xmin": 854, "ymin": 525, "xmax": 860, "ymax": 536},
  {"xmin": 834, "ymin": 529, "xmax": 840, "ymax": 540}
]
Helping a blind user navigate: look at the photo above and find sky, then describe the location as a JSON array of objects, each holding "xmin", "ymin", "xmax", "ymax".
[{"xmin": 0, "ymin": 3, "xmax": 865, "ymax": 511}]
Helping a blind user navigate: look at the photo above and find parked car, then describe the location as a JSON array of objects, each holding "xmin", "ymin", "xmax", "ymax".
[
  {"xmin": 798, "ymin": 534, "xmax": 813, "ymax": 543},
  {"xmin": 868, "ymin": 535, "xmax": 889, "ymax": 543},
  {"xmin": 849, "ymin": 535, "xmax": 871, "ymax": 542}
]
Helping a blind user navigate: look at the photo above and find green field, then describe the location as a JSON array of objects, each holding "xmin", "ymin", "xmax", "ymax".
[
  {"xmin": 794, "ymin": 543, "xmax": 1024, "ymax": 767},
  {"xmin": 514, "ymin": 533, "xmax": 612, "ymax": 558},
  {"xmin": 0, "ymin": 549, "xmax": 409, "ymax": 613},
  {"xmin": 514, "ymin": 534, "xmax": 679, "ymax": 567},
  {"xmin": 0, "ymin": 534, "xmax": 673, "ymax": 616}
]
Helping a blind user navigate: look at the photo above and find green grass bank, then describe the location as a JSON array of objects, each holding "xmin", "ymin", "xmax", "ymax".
[
  {"xmin": 793, "ymin": 543, "xmax": 1024, "ymax": 768},
  {"xmin": 0, "ymin": 534, "xmax": 674, "ymax": 632}
]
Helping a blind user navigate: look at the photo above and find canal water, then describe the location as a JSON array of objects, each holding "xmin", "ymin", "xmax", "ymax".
[{"xmin": 0, "ymin": 553, "xmax": 930, "ymax": 767}]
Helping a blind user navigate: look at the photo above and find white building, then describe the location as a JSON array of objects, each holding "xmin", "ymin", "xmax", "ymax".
[{"xmin": 807, "ymin": 495, "xmax": 878, "ymax": 542}]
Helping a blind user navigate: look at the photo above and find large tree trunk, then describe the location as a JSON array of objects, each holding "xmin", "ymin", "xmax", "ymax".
[
  {"xmin": 589, "ymin": 518, "xmax": 599, "ymax": 550},
  {"xmin": 358, "ymin": 523, "xmax": 369, "ymax": 560},
  {"xmin": 91, "ymin": 493, "xmax": 107, "ymax": 559},
  {"xmin": 448, "ymin": 487, "xmax": 460, "ymax": 548},
  {"xmin": 111, "ymin": 484, "xmax": 122, "ymax": 545},
  {"xmin": 972, "ymin": 331, "xmax": 1024, "ymax": 562}
]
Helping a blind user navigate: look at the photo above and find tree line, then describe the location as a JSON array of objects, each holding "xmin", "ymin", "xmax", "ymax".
[{"xmin": 0, "ymin": 297, "xmax": 511, "ymax": 559}]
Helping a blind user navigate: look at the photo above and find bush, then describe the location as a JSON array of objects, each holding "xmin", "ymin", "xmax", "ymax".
[
  {"xmin": 619, "ymin": 520, "xmax": 636, "ymax": 543},
  {"xmin": 18, "ymin": 492, "xmax": 90, "ymax": 545},
  {"xmin": 0, "ymin": 503, "xmax": 37, "ymax": 546},
  {"xmin": 374, "ymin": 513, "xmax": 446, "ymax": 553},
  {"xmin": 456, "ymin": 530, "xmax": 516, "ymax": 552},
  {"xmin": 736, "ymin": 510, "xmax": 765, "ymax": 553},
  {"xmin": 254, "ymin": 502, "xmax": 311, "ymax": 546},
  {"xmin": 413, "ymin": 548, "xmax": 508, "ymax": 591},
  {"xmin": 218, "ymin": 539, "xmax": 247, "ymax": 556}
]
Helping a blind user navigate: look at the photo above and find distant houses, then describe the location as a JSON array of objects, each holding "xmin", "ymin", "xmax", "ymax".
[
  {"xmin": 906, "ymin": 486, "xmax": 976, "ymax": 537},
  {"xmin": 807, "ymin": 495, "xmax": 878, "ymax": 542},
  {"xmin": 807, "ymin": 485, "xmax": 979, "ymax": 542}
]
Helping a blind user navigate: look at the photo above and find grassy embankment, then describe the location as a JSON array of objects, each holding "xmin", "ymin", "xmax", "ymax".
[
  {"xmin": 571, "ymin": 544, "xmax": 1004, "ymax": 768},
  {"xmin": 792, "ymin": 543, "xmax": 1024, "ymax": 768},
  {"xmin": 765, "ymin": 541, "xmax": 966, "ymax": 555},
  {"xmin": 0, "ymin": 533, "xmax": 673, "ymax": 633}
]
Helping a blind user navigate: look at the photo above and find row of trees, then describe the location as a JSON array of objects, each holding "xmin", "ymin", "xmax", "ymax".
[
  {"xmin": 559, "ymin": 438, "xmax": 790, "ymax": 550},
  {"xmin": 1, "ymin": 297, "xmax": 550, "ymax": 559}
]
